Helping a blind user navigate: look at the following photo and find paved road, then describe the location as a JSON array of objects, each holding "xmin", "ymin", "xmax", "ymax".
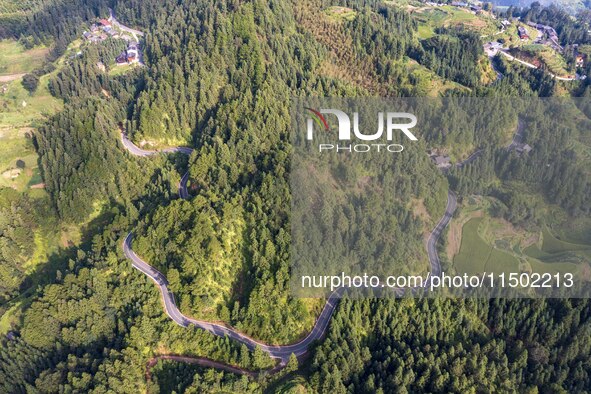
[
  {"xmin": 498, "ymin": 51, "xmax": 575, "ymax": 81},
  {"xmin": 120, "ymin": 131, "xmax": 193, "ymax": 156},
  {"xmin": 108, "ymin": 8, "xmax": 145, "ymax": 37},
  {"xmin": 120, "ymin": 132, "xmax": 193, "ymax": 196},
  {"xmin": 120, "ymin": 132, "xmax": 453, "ymax": 366},
  {"xmin": 456, "ymin": 150, "xmax": 482, "ymax": 169},
  {"xmin": 426, "ymin": 191, "xmax": 457, "ymax": 278},
  {"xmin": 507, "ymin": 118, "xmax": 525, "ymax": 150},
  {"xmin": 120, "ymin": 133, "xmax": 342, "ymax": 364},
  {"xmin": 123, "ymin": 232, "xmax": 342, "ymax": 363}
]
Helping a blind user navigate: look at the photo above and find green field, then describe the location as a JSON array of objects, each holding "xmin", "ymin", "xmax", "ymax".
[
  {"xmin": 109, "ymin": 62, "xmax": 140, "ymax": 76},
  {"xmin": 0, "ymin": 73, "xmax": 62, "ymax": 190},
  {"xmin": 523, "ymin": 226, "xmax": 591, "ymax": 269},
  {"xmin": 0, "ymin": 40, "xmax": 49, "ymax": 76},
  {"xmin": 0, "ymin": 38, "xmax": 68, "ymax": 192},
  {"xmin": 541, "ymin": 226, "xmax": 590, "ymax": 254},
  {"xmin": 410, "ymin": 5, "xmax": 498, "ymax": 39},
  {"xmin": 455, "ymin": 213, "xmax": 591, "ymax": 278},
  {"xmin": 405, "ymin": 58, "xmax": 470, "ymax": 96},
  {"xmin": 454, "ymin": 218, "xmax": 520, "ymax": 275}
]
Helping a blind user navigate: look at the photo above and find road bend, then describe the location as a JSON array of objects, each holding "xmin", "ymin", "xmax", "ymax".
[{"xmin": 120, "ymin": 131, "xmax": 456, "ymax": 366}]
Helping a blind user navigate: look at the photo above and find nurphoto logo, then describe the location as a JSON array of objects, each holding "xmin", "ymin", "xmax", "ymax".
[{"xmin": 305, "ymin": 107, "xmax": 418, "ymax": 153}]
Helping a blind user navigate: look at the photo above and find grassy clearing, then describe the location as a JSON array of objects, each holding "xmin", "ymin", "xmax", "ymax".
[
  {"xmin": 527, "ymin": 258, "xmax": 580, "ymax": 275},
  {"xmin": 410, "ymin": 5, "xmax": 498, "ymax": 39},
  {"xmin": 109, "ymin": 62, "xmax": 140, "ymax": 76},
  {"xmin": 405, "ymin": 58, "xmax": 470, "ymax": 96},
  {"xmin": 0, "ymin": 300, "xmax": 22, "ymax": 335},
  {"xmin": 0, "ymin": 76, "xmax": 62, "ymax": 190},
  {"xmin": 552, "ymin": 216, "xmax": 591, "ymax": 245},
  {"xmin": 484, "ymin": 247, "xmax": 520, "ymax": 275},
  {"xmin": 323, "ymin": 6, "xmax": 357, "ymax": 22},
  {"xmin": 0, "ymin": 40, "xmax": 49, "ymax": 75},
  {"xmin": 0, "ymin": 39, "xmax": 63, "ymax": 192}
]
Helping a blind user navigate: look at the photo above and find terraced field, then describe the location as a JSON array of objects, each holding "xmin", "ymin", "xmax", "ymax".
[
  {"xmin": 409, "ymin": 5, "xmax": 498, "ymax": 39},
  {"xmin": 454, "ymin": 218, "xmax": 520, "ymax": 275},
  {"xmin": 455, "ymin": 217, "xmax": 591, "ymax": 278}
]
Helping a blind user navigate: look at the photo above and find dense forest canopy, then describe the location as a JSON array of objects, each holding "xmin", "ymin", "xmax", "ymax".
[{"xmin": 0, "ymin": 0, "xmax": 590, "ymax": 392}]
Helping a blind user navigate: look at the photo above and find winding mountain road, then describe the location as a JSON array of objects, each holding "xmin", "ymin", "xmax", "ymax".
[
  {"xmin": 123, "ymin": 232, "xmax": 342, "ymax": 364},
  {"xmin": 426, "ymin": 191, "xmax": 457, "ymax": 278},
  {"xmin": 507, "ymin": 118, "xmax": 525, "ymax": 150},
  {"xmin": 108, "ymin": 8, "xmax": 145, "ymax": 37},
  {"xmin": 120, "ymin": 131, "xmax": 455, "ymax": 368}
]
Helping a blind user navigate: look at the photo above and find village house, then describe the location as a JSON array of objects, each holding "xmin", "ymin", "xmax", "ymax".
[
  {"xmin": 515, "ymin": 142, "xmax": 533, "ymax": 154},
  {"xmin": 116, "ymin": 42, "xmax": 141, "ymax": 65},
  {"xmin": 470, "ymin": 4, "xmax": 482, "ymax": 13},
  {"xmin": 431, "ymin": 155, "xmax": 451, "ymax": 168},
  {"xmin": 517, "ymin": 26, "xmax": 529, "ymax": 40}
]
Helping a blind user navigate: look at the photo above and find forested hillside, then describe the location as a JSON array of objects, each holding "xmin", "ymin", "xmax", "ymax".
[
  {"xmin": 0, "ymin": 191, "xmax": 37, "ymax": 301},
  {"xmin": 0, "ymin": 0, "xmax": 590, "ymax": 392},
  {"xmin": 309, "ymin": 297, "xmax": 591, "ymax": 393}
]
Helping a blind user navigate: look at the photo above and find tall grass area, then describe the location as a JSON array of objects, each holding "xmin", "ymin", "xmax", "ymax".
[{"xmin": 0, "ymin": 40, "xmax": 49, "ymax": 75}]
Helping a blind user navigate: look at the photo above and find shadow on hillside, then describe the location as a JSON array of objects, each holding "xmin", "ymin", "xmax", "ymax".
[{"xmin": 0, "ymin": 199, "xmax": 123, "ymax": 332}]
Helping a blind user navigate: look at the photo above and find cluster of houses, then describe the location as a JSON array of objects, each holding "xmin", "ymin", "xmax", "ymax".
[
  {"xmin": 526, "ymin": 21, "xmax": 560, "ymax": 49},
  {"xmin": 81, "ymin": 18, "xmax": 141, "ymax": 66},
  {"xmin": 82, "ymin": 19, "xmax": 121, "ymax": 43}
]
